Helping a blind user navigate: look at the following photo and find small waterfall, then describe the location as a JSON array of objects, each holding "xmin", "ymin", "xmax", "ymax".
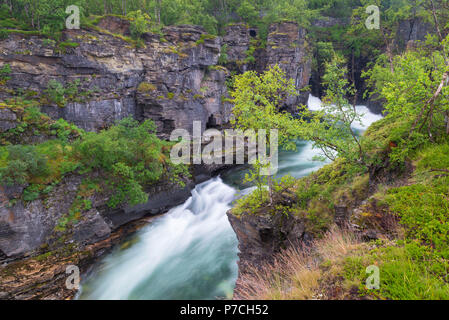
[{"xmin": 307, "ymin": 94, "xmax": 383, "ymax": 130}]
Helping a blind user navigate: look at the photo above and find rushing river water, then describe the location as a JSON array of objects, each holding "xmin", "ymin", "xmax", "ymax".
[{"xmin": 78, "ymin": 95, "xmax": 382, "ymax": 300}]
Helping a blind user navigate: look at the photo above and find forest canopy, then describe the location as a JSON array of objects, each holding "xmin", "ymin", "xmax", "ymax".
[{"xmin": 1, "ymin": 0, "xmax": 445, "ymax": 37}]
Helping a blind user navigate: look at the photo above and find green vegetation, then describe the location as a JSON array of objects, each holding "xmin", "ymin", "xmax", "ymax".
[
  {"xmin": 195, "ymin": 33, "xmax": 216, "ymax": 45},
  {"xmin": 230, "ymin": 65, "xmax": 303, "ymax": 202},
  {"xmin": 232, "ymin": 8, "xmax": 449, "ymax": 299},
  {"xmin": 2, "ymin": 0, "xmax": 439, "ymax": 43},
  {"xmin": 218, "ymin": 44, "xmax": 228, "ymax": 65},
  {"xmin": 0, "ymin": 98, "xmax": 84, "ymax": 145},
  {"xmin": 237, "ymin": 135, "xmax": 449, "ymax": 300},
  {"xmin": 297, "ymin": 53, "xmax": 368, "ymax": 166},
  {"xmin": 127, "ymin": 10, "xmax": 151, "ymax": 39},
  {"xmin": 0, "ymin": 145, "xmax": 49, "ymax": 185},
  {"xmin": 43, "ymin": 79, "xmax": 96, "ymax": 107},
  {"xmin": 0, "ymin": 63, "xmax": 11, "ymax": 83},
  {"xmin": 56, "ymin": 41, "xmax": 80, "ymax": 53},
  {"xmin": 137, "ymin": 82, "xmax": 157, "ymax": 93},
  {"xmin": 339, "ymin": 141, "xmax": 449, "ymax": 300},
  {"xmin": 73, "ymin": 117, "xmax": 188, "ymax": 208},
  {"xmin": 0, "ymin": 101, "xmax": 188, "ymax": 210}
]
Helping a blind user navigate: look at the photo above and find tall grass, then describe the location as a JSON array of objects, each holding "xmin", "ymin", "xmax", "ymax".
[{"xmin": 235, "ymin": 227, "xmax": 361, "ymax": 300}]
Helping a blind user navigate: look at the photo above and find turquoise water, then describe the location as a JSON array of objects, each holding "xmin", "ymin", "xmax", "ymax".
[
  {"xmin": 78, "ymin": 139, "xmax": 325, "ymax": 300},
  {"xmin": 78, "ymin": 96, "xmax": 381, "ymax": 300}
]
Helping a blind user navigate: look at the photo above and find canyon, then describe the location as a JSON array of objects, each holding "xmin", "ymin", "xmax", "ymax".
[{"xmin": 0, "ymin": 13, "xmax": 431, "ymax": 299}]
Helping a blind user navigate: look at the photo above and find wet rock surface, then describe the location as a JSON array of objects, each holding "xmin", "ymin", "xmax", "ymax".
[
  {"xmin": 227, "ymin": 210, "xmax": 310, "ymax": 295},
  {"xmin": 0, "ymin": 17, "xmax": 313, "ymax": 299},
  {"xmin": 0, "ymin": 19, "xmax": 312, "ymax": 136},
  {"xmin": 266, "ymin": 22, "xmax": 311, "ymax": 110}
]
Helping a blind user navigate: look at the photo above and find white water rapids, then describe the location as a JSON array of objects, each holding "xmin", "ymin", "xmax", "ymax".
[{"xmin": 78, "ymin": 95, "xmax": 382, "ymax": 300}]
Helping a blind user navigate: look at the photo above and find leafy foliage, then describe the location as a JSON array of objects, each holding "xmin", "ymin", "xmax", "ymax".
[
  {"xmin": 297, "ymin": 54, "xmax": 368, "ymax": 166},
  {"xmin": 230, "ymin": 64, "xmax": 299, "ymax": 150},
  {"xmin": 73, "ymin": 117, "xmax": 188, "ymax": 207},
  {"xmin": 127, "ymin": 10, "xmax": 151, "ymax": 39},
  {"xmin": 0, "ymin": 145, "xmax": 49, "ymax": 185},
  {"xmin": 364, "ymin": 34, "xmax": 449, "ymax": 164},
  {"xmin": 0, "ymin": 63, "xmax": 11, "ymax": 83}
]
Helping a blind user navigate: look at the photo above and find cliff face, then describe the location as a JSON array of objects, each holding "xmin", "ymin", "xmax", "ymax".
[
  {"xmin": 0, "ymin": 18, "xmax": 311, "ymax": 138},
  {"xmin": 136, "ymin": 25, "xmax": 232, "ymax": 138},
  {"xmin": 266, "ymin": 22, "xmax": 311, "ymax": 109},
  {"xmin": 0, "ymin": 21, "xmax": 230, "ymax": 136},
  {"xmin": 0, "ymin": 17, "xmax": 312, "ymax": 299},
  {"xmin": 0, "ymin": 175, "xmax": 193, "ymax": 260}
]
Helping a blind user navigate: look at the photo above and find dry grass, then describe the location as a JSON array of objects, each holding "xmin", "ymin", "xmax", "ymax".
[{"xmin": 234, "ymin": 226, "xmax": 362, "ymax": 300}]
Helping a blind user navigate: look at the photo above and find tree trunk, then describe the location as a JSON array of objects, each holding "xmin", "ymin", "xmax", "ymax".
[
  {"xmin": 267, "ymin": 175, "xmax": 273, "ymax": 205},
  {"xmin": 157, "ymin": 0, "xmax": 161, "ymax": 24},
  {"xmin": 380, "ymin": 27, "xmax": 394, "ymax": 73}
]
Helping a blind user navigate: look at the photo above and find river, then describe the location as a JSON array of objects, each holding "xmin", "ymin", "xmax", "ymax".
[{"xmin": 78, "ymin": 95, "xmax": 382, "ymax": 300}]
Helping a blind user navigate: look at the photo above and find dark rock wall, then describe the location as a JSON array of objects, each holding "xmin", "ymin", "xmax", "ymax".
[
  {"xmin": 0, "ymin": 20, "xmax": 311, "ymax": 138},
  {"xmin": 0, "ymin": 175, "xmax": 194, "ymax": 261},
  {"xmin": 266, "ymin": 22, "xmax": 311, "ymax": 110}
]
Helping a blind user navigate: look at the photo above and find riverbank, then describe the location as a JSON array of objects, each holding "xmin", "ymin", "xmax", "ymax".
[{"xmin": 228, "ymin": 113, "xmax": 449, "ymax": 299}]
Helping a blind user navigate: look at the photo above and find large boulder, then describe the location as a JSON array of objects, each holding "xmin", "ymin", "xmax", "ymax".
[{"xmin": 227, "ymin": 210, "xmax": 309, "ymax": 283}]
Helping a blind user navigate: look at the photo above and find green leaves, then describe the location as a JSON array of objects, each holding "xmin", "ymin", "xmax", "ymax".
[
  {"xmin": 297, "ymin": 54, "xmax": 367, "ymax": 166},
  {"xmin": 45, "ymin": 79, "xmax": 66, "ymax": 107},
  {"xmin": 365, "ymin": 34, "xmax": 449, "ymax": 163},
  {"xmin": 73, "ymin": 117, "xmax": 187, "ymax": 208},
  {"xmin": 127, "ymin": 10, "xmax": 151, "ymax": 39},
  {"xmin": 236, "ymin": 0, "xmax": 258, "ymax": 25},
  {"xmin": 0, "ymin": 64, "xmax": 11, "ymax": 83},
  {"xmin": 0, "ymin": 145, "xmax": 49, "ymax": 186},
  {"xmin": 230, "ymin": 64, "xmax": 300, "ymax": 148}
]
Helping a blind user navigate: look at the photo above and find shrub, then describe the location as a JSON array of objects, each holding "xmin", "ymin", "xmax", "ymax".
[
  {"xmin": 127, "ymin": 10, "xmax": 150, "ymax": 39},
  {"xmin": 218, "ymin": 44, "xmax": 228, "ymax": 65},
  {"xmin": 0, "ymin": 63, "xmax": 11, "ymax": 82},
  {"xmin": 73, "ymin": 117, "xmax": 188, "ymax": 208},
  {"xmin": 137, "ymin": 82, "xmax": 157, "ymax": 93},
  {"xmin": 0, "ymin": 145, "xmax": 49, "ymax": 186},
  {"xmin": 45, "ymin": 79, "xmax": 66, "ymax": 106},
  {"xmin": 50, "ymin": 118, "xmax": 84, "ymax": 142},
  {"xmin": 232, "ymin": 188, "xmax": 269, "ymax": 217},
  {"xmin": 44, "ymin": 79, "xmax": 83, "ymax": 107},
  {"xmin": 23, "ymin": 184, "xmax": 42, "ymax": 201}
]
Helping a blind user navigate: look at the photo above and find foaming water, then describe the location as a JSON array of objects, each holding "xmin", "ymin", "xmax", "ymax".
[
  {"xmin": 307, "ymin": 94, "xmax": 324, "ymax": 112},
  {"xmin": 79, "ymin": 94, "xmax": 382, "ymax": 300},
  {"xmin": 306, "ymin": 94, "xmax": 383, "ymax": 130},
  {"xmin": 79, "ymin": 178, "xmax": 239, "ymax": 300}
]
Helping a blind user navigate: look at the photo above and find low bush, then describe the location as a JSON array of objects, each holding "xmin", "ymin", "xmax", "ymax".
[
  {"xmin": 73, "ymin": 117, "xmax": 188, "ymax": 207},
  {"xmin": 0, "ymin": 145, "xmax": 49, "ymax": 186}
]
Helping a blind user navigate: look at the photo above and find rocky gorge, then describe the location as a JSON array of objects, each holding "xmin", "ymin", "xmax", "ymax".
[
  {"xmin": 0, "ymin": 11, "xmax": 434, "ymax": 300},
  {"xmin": 0, "ymin": 15, "xmax": 313, "ymax": 299}
]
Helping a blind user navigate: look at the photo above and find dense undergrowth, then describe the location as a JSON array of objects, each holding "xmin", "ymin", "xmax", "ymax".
[
  {"xmin": 233, "ymin": 115, "xmax": 449, "ymax": 300},
  {"xmin": 0, "ymin": 99, "xmax": 189, "ymax": 214}
]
